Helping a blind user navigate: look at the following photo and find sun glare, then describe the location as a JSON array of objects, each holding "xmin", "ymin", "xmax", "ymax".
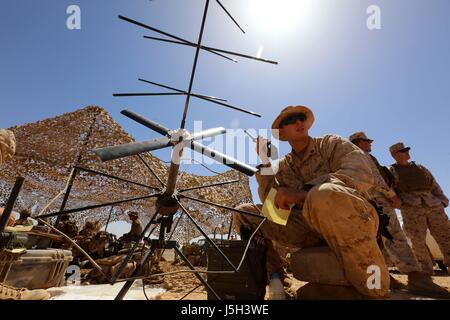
[{"xmin": 248, "ymin": 0, "xmax": 319, "ymax": 37}]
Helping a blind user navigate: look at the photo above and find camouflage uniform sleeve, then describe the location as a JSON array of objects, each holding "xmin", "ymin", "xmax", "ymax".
[
  {"xmin": 378, "ymin": 185, "xmax": 397, "ymax": 199},
  {"xmin": 367, "ymin": 156, "xmax": 397, "ymax": 199},
  {"xmin": 0, "ymin": 129, "xmax": 16, "ymax": 165},
  {"xmin": 421, "ymin": 165, "xmax": 449, "ymax": 207},
  {"xmin": 306, "ymin": 135, "xmax": 374, "ymax": 194},
  {"xmin": 388, "ymin": 165, "xmax": 399, "ymax": 183}
]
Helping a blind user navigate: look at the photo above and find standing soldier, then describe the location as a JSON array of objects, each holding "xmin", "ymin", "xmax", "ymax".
[
  {"xmin": 389, "ymin": 142, "xmax": 450, "ymax": 281},
  {"xmin": 0, "ymin": 129, "xmax": 50, "ymax": 300},
  {"xmin": 234, "ymin": 106, "xmax": 390, "ymax": 299},
  {"xmin": 350, "ymin": 132, "xmax": 450, "ymax": 298}
]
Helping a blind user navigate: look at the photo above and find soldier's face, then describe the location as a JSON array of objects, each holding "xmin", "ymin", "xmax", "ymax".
[
  {"xmin": 357, "ymin": 139, "xmax": 372, "ymax": 152},
  {"xmin": 279, "ymin": 119, "xmax": 308, "ymax": 141},
  {"xmin": 392, "ymin": 150, "xmax": 410, "ymax": 163}
]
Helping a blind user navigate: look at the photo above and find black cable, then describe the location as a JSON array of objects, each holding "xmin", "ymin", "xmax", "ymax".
[
  {"xmin": 142, "ymin": 279, "xmax": 150, "ymax": 300},
  {"xmin": 180, "ymin": 284, "xmax": 202, "ymax": 300}
]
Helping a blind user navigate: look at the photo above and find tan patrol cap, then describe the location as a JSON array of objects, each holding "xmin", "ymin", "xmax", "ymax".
[
  {"xmin": 349, "ymin": 131, "xmax": 373, "ymax": 143},
  {"xmin": 271, "ymin": 105, "xmax": 314, "ymax": 141},
  {"xmin": 389, "ymin": 142, "xmax": 411, "ymax": 154}
]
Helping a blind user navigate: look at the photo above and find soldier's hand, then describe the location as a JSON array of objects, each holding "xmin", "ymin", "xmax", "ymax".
[
  {"xmin": 256, "ymin": 136, "xmax": 270, "ymax": 164},
  {"xmin": 390, "ymin": 195, "xmax": 401, "ymax": 209},
  {"xmin": 275, "ymin": 188, "xmax": 307, "ymax": 210}
]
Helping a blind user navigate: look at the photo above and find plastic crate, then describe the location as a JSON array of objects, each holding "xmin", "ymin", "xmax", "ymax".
[
  {"xmin": 0, "ymin": 249, "xmax": 26, "ymax": 282},
  {"xmin": 4, "ymin": 249, "xmax": 73, "ymax": 289},
  {"xmin": 206, "ymin": 240, "xmax": 267, "ymax": 300}
]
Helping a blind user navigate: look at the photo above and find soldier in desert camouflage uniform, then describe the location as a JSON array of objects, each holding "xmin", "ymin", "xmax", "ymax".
[
  {"xmin": 389, "ymin": 142, "xmax": 450, "ymax": 276},
  {"xmin": 351, "ymin": 133, "xmax": 450, "ymax": 298},
  {"xmin": 121, "ymin": 211, "xmax": 143, "ymax": 244},
  {"xmin": 57, "ymin": 214, "xmax": 79, "ymax": 239},
  {"xmin": 233, "ymin": 106, "xmax": 390, "ymax": 299}
]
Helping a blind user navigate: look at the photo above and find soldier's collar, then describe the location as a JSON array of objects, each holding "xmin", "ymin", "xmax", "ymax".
[{"xmin": 289, "ymin": 137, "xmax": 315, "ymax": 160}]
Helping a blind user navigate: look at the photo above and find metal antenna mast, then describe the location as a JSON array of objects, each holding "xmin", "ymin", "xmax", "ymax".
[{"xmin": 39, "ymin": 1, "xmax": 278, "ymax": 300}]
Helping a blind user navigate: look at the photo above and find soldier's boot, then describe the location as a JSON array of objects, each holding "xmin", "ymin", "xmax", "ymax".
[
  {"xmin": 407, "ymin": 271, "xmax": 450, "ymax": 299},
  {"xmin": 0, "ymin": 283, "xmax": 50, "ymax": 300},
  {"xmin": 389, "ymin": 274, "xmax": 407, "ymax": 290}
]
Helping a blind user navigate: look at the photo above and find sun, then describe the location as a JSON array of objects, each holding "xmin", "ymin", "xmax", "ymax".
[{"xmin": 247, "ymin": 0, "xmax": 319, "ymax": 37}]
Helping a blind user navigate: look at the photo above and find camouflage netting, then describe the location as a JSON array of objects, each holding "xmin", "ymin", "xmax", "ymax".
[{"xmin": 0, "ymin": 106, "xmax": 253, "ymax": 244}]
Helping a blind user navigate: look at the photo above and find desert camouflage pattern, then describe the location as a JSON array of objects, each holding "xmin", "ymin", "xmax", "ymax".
[
  {"xmin": 380, "ymin": 205, "xmax": 422, "ymax": 274},
  {"xmin": 365, "ymin": 153, "xmax": 396, "ymax": 201},
  {"xmin": 389, "ymin": 162, "xmax": 450, "ymax": 273},
  {"xmin": 121, "ymin": 219, "xmax": 143, "ymax": 243},
  {"xmin": 0, "ymin": 129, "xmax": 15, "ymax": 165},
  {"xmin": 236, "ymin": 135, "xmax": 390, "ymax": 298},
  {"xmin": 401, "ymin": 205, "xmax": 450, "ymax": 274},
  {"xmin": 365, "ymin": 153, "xmax": 422, "ymax": 274},
  {"xmin": 390, "ymin": 163, "xmax": 449, "ymax": 208}
]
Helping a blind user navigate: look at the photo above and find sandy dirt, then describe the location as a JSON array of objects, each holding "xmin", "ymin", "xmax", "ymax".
[
  {"xmin": 46, "ymin": 261, "xmax": 450, "ymax": 300},
  {"xmin": 149, "ymin": 262, "xmax": 450, "ymax": 300}
]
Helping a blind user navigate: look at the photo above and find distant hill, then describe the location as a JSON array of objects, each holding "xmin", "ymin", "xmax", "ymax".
[{"xmin": 0, "ymin": 106, "xmax": 253, "ymax": 244}]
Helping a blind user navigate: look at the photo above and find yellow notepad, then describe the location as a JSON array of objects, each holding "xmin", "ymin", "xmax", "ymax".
[{"xmin": 262, "ymin": 188, "xmax": 293, "ymax": 226}]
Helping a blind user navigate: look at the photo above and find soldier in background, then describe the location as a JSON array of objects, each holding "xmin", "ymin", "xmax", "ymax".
[
  {"xmin": 57, "ymin": 214, "xmax": 79, "ymax": 239},
  {"xmin": 75, "ymin": 220, "xmax": 101, "ymax": 254},
  {"xmin": 79, "ymin": 220, "xmax": 100, "ymax": 239},
  {"xmin": 121, "ymin": 211, "xmax": 143, "ymax": 243},
  {"xmin": 233, "ymin": 106, "xmax": 390, "ymax": 299},
  {"xmin": 350, "ymin": 132, "xmax": 449, "ymax": 298},
  {"xmin": 389, "ymin": 142, "xmax": 450, "ymax": 280}
]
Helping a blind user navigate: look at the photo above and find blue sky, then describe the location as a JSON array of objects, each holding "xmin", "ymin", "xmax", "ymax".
[{"xmin": 1, "ymin": 0, "xmax": 449, "ymax": 217}]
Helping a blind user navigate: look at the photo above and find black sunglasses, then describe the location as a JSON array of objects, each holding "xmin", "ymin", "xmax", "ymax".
[
  {"xmin": 279, "ymin": 113, "xmax": 307, "ymax": 128},
  {"xmin": 398, "ymin": 149, "xmax": 410, "ymax": 153},
  {"xmin": 353, "ymin": 138, "xmax": 372, "ymax": 144}
]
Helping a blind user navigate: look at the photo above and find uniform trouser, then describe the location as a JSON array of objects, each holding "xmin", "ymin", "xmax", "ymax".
[
  {"xmin": 401, "ymin": 205, "xmax": 450, "ymax": 274},
  {"xmin": 234, "ymin": 183, "xmax": 390, "ymax": 298},
  {"xmin": 376, "ymin": 202, "xmax": 422, "ymax": 274}
]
